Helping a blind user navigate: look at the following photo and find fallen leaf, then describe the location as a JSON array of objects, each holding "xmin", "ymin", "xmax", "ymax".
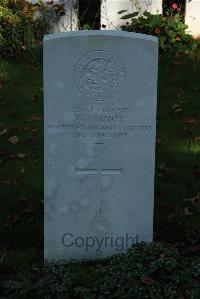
[
  {"xmin": 172, "ymin": 60, "xmax": 181, "ymax": 65},
  {"xmin": 174, "ymin": 108, "xmax": 183, "ymax": 113},
  {"xmin": 193, "ymin": 169, "xmax": 200, "ymax": 178},
  {"xmin": 22, "ymin": 206, "xmax": 35, "ymax": 214},
  {"xmin": 159, "ymin": 163, "xmax": 166, "ymax": 171},
  {"xmin": 188, "ymin": 245, "xmax": 200, "ymax": 253},
  {"xmin": 168, "ymin": 213, "xmax": 176, "ymax": 223},
  {"xmin": 170, "ymin": 78, "xmax": 178, "ymax": 81},
  {"xmin": 9, "ymin": 154, "xmax": 17, "ymax": 159},
  {"xmin": 0, "ymin": 72, "xmax": 5, "ymax": 88},
  {"xmin": 27, "ymin": 138, "xmax": 35, "ymax": 145},
  {"xmin": 0, "ymin": 149, "xmax": 8, "ymax": 156},
  {"xmin": 10, "ymin": 179, "xmax": 17, "ymax": 188},
  {"xmin": 32, "ymin": 129, "xmax": 38, "ymax": 133},
  {"xmin": 4, "ymin": 214, "xmax": 18, "ymax": 226},
  {"xmin": 194, "ymin": 137, "xmax": 200, "ymax": 142},
  {"xmin": 0, "ymin": 180, "xmax": 11, "ymax": 185},
  {"xmin": 33, "ymin": 159, "xmax": 40, "ymax": 165},
  {"xmin": 183, "ymin": 208, "xmax": 192, "ymax": 216},
  {"xmin": 172, "ymin": 104, "xmax": 181, "ymax": 110},
  {"xmin": 140, "ymin": 277, "xmax": 154, "ymax": 286},
  {"xmin": 27, "ymin": 64, "xmax": 40, "ymax": 71},
  {"xmin": 20, "ymin": 166, "xmax": 25, "ymax": 174},
  {"xmin": 16, "ymin": 195, "xmax": 27, "ymax": 204},
  {"xmin": 182, "ymin": 117, "xmax": 197, "ymax": 124},
  {"xmin": 22, "ymin": 1, "xmax": 29, "ymax": 14},
  {"xmin": 183, "ymin": 192, "xmax": 200, "ymax": 208},
  {"xmin": 26, "ymin": 115, "xmax": 42, "ymax": 122},
  {"xmin": 31, "ymin": 94, "xmax": 40, "ymax": 101},
  {"xmin": 156, "ymin": 138, "xmax": 161, "ymax": 145},
  {"xmin": 17, "ymin": 153, "xmax": 26, "ymax": 158},
  {"xmin": 8, "ymin": 136, "xmax": 19, "ymax": 144},
  {"xmin": 0, "ymin": 129, "xmax": 7, "ymax": 136},
  {"xmin": 183, "ymin": 126, "xmax": 192, "ymax": 137}
]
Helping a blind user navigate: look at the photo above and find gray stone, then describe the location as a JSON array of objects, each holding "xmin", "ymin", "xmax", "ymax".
[{"xmin": 44, "ymin": 31, "xmax": 158, "ymax": 262}]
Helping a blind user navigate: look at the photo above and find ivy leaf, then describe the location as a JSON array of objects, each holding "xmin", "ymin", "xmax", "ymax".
[
  {"xmin": 120, "ymin": 12, "xmax": 139, "ymax": 20},
  {"xmin": 143, "ymin": 11, "xmax": 151, "ymax": 17},
  {"xmin": 118, "ymin": 10, "xmax": 127, "ymax": 15}
]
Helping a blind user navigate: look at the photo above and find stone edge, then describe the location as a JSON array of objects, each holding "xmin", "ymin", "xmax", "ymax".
[{"xmin": 43, "ymin": 30, "xmax": 158, "ymax": 43}]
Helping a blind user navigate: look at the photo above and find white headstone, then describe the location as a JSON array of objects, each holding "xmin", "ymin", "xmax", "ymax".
[{"xmin": 44, "ymin": 31, "xmax": 158, "ymax": 263}]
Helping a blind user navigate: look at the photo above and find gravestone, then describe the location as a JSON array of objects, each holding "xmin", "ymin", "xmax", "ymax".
[{"xmin": 44, "ymin": 31, "xmax": 158, "ymax": 262}]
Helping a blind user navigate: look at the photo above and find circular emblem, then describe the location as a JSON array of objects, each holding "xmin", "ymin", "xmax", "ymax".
[{"xmin": 74, "ymin": 51, "xmax": 125, "ymax": 101}]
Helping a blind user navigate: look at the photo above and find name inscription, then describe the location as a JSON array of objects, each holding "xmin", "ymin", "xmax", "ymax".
[{"xmin": 48, "ymin": 105, "xmax": 153, "ymax": 139}]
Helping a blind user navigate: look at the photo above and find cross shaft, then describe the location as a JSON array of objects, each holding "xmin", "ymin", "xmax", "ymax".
[{"xmin": 75, "ymin": 143, "xmax": 123, "ymax": 217}]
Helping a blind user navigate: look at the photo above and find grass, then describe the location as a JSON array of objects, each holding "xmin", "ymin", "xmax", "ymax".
[
  {"xmin": 0, "ymin": 60, "xmax": 43, "ymax": 267},
  {"xmin": 155, "ymin": 53, "xmax": 200, "ymax": 244},
  {"xmin": 0, "ymin": 52, "xmax": 200, "ymax": 297}
]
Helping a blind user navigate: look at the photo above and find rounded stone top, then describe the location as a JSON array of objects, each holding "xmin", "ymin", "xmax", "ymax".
[{"xmin": 44, "ymin": 30, "xmax": 158, "ymax": 43}]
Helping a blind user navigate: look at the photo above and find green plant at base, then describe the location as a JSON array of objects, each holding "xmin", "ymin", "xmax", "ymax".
[
  {"xmin": 1, "ymin": 243, "xmax": 200, "ymax": 299},
  {"xmin": 82, "ymin": 24, "xmax": 91, "ymax": 30}
]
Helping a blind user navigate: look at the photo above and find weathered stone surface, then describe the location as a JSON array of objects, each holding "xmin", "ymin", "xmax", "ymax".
[{"xmin": 44, "ymin": 31, "xmax": 158, "ymax": 262}]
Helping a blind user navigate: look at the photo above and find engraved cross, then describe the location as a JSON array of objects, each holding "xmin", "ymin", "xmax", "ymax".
[{"xmin": 75, "ymin": 143, "xmax": 123, "ymax": 217}]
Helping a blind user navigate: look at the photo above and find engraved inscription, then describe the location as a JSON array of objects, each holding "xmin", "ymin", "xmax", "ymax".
[
  {"xmin": 47, "ymin": 105, "xmax": 153, "ymax": 139},
  {"xmin": 74, "ymin": 51, "xmax": 125, "ymax": 101}
]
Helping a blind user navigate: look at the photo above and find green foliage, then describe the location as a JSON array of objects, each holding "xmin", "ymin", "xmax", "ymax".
[
  {"xmin": 120, "ymin": 12, "xmax": 139, "ymax": 20},
  {"xmin": 82, "ymin": 23, "xmax": 92, "ymax": 30},
  {"xmin": 1, "ymin": 243, "xmax": 200, "ymax": 298},
  {"xmin": 121, "ymin": 10, "xmax": 197, "ymax": 54},
  {"xmin": 0, "ymin": 0, "xmax": 56, "ymax": 61}
]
